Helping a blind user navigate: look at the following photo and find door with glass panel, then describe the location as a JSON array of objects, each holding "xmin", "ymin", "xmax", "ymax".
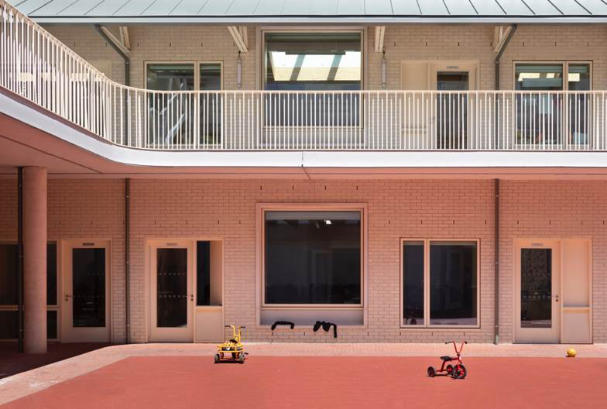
[
  {"xmin": 61, "ymin": 240, "xmax": 110, "ymax": 342},
  {"xmin": 515, "ymin": 240, "xmax": 561, "ymax": 343},
  {"xmin": 150, "ymin": 240, "xmax": 194, "ymax": 342}
]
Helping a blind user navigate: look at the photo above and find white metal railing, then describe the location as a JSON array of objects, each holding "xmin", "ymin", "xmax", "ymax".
[{"xmin": 2, "ymin": 0, "xmax": 607, "ymax": 151}]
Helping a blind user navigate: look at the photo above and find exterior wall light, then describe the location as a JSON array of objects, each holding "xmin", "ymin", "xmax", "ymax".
[
  {"xmin": 237, "ymin": 51, "xmax": 242, "ymax": 89},
  {"xmin": 381, "ymin": 50, "xmax": 387, "ymax": 89}
]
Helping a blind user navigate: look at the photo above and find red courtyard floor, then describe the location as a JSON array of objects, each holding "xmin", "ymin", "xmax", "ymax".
[{"xmin": 3, "ymin": 356, "xmax": 606, "ymax": 409}]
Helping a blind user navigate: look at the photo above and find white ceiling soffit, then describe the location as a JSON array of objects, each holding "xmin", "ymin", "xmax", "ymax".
[{"xmin": 13, "ymin": 0, "xmax": 607, "ymax": 23}]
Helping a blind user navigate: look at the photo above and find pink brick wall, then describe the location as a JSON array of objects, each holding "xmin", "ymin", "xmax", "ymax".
[
  {"xmin": 0, "ymin": 178, "xmax": 126, "ymax": 343},
  {"xmin": 499, "ymin": 180, "xmax": 607, "ymax": 343},
  {"xmin": 129, "ymin": 179, "xmax": 495, "ymax": 343},
  {"xmin": 1, "ymin": 177, "xmax": 606, "ymax": 343}
]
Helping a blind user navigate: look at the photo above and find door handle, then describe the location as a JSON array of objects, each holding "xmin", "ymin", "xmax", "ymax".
[
  {"xmin": 555, "ymin": 295, "xmax": 559, "ymax": 303},
  {"xmin": 64, "ymin": 294, "xmax": 72, "ymax": 302},
  {"xmin": 190, "ymin": 294, "xmax": 194, "ymax": 302}
]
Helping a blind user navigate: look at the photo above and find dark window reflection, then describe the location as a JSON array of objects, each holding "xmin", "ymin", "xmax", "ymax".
[
  {"xmin": 430, "ymin": 242, "xmax": 477, "ymax": 326},
  {"xmin": 47, "ymin": 243, "xmax": 57, "ymax": 306},
  {"xmin": 521, "ymin": 248, "xmax": 552, "ymax": 328},
  {"xmin": 200, "ymin": 63, "xmax": 222, "ymax": 145},
  {"xmin": 436, "ymin": 72, "xmax": 469, "ymax": 149},
  {"xmin": 0, "ymin": 311, "xmax": 18, "ymax": 339},
  {"xmin": 265, "ymin": 211, "xmax": 361, "ymax": 304},
  {"xmin": 403, "ymin": 242, "xmax": 424, "ymax": 325},
  {"xmin": 47, "ymin": 310, "xmax": 57, "ymax": 339},
  {"xmin": 196, "ymin": 242, "xmax": 211, "ymax": 306},
  {"xmin": 157, "ymin": 248, "xmax": 188, "ymax": 327},
  {"xmin": 0, "ymin": 244, "xmax": 18, "ymax": 305},
  {"xmin": 73, "ymin": 248, "xmax": 105, "ymax": 327}
]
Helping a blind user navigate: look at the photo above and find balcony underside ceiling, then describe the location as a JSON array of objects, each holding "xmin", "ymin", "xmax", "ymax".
[{"xmin": 3, "ymin": 90, "xmax": 607, "ymax": 180}]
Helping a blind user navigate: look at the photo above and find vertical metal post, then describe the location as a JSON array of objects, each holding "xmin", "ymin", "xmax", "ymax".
[
  {"xmin": 17, "ymin": 167, "xmax": 24, "ymax": 353},
  {"xmin": 494, "ymin": 178, "xmax": 500, "ymax": 345},
  {"xmin": 125, "ymin": 178, "xmax": 130, "ymax": 344}
]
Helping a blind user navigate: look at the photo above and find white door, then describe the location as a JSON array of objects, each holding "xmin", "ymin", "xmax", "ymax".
[
  {"xmin": 149, "ymin": 240, "xmax": 194, "ymax": 342},
  {"xmin": 61, "ymin": 240, "xmax": 111, "ymax": 342},
  {"xmin": 515, "ymin": 240, "xmax": 561, "ymax": 343}
]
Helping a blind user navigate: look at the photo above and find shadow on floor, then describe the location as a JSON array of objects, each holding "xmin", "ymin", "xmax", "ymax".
[{"xmin": 0, "ymin": 343, "xmax": 109, "ymax": 379}]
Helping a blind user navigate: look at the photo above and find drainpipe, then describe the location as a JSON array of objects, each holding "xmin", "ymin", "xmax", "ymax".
[
  {"xmin": 94, "ymin": 25, "xmax": 130, "ymax": 86},
  {"xmin": 124, "ymin": 179, "xmax": 130, "ymax": 344},
  {"xmin": 492, "ymin": 25, "xmax": 515, "ymax": 344},
  {"xmin": 94, "ymin": 24, "xmax": 130, "ymax": 144},
  {"xmin": 494, "ymin": 24, "xmax": 517, "ymax": 90},
  {"xmin": 94, "ymin": 25, "xmax": 131, "ymax": 344},
  {"xmin": 494, "ymin": 179, "xmax": 500, "ymax": 345},
  {"xmin": 17, "ymin": 167, "xmax": 23, "ymax": 353},
  {"xmin": 494, "ymin": 25, "xmax": 517, "ymax": 149}
]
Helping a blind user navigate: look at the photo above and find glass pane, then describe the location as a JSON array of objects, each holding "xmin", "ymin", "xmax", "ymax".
[
  {"xmin": 436, "ymin": 72, "xmax": 468, "ymax": 149},
  {"xmin": 157, "ymin": 248, "xmax": 188, "ymax": 327},
  {"xmin": 430, "ymin": 242, "xmax": 477, "ymax": 326},
  {"xmin": 147, "ymin": 64, "xmax": 195, "ymax": 91},
  {"xmin": 521, "ymin": 248, "xmax": 552, "ymax": 328},
  {"xmin": 0, "ymin": 244, "xmax": 18, "ymax": 305},
  {"xmin": 47, "ymin": 310, "xmax": 57, "ymax": 339},
  {"xmin": 199, "ymin": 63, "xmax": 222, "ymax": 145},
  {"xmin": 515, "ymin": 64, "xmax": 563, "ymax": 146},
  {"xmin": 146, "ymin": 64, "xmax": 195, "ymax": 147},
  {"xmin": 73, "ymin": 248, "xmax": 106, "ymax": 327},
  {"xmin": 0, "ymin": 311, "xmax": 18, "ymax": 339},
  {"xmin": 265, "ymin": 211, "xmax": 361, "ymax": 304},
  {"xmin": 403, "ymin": 242, "xmax": 424, "ymax": 326},
  {"xmin": 264, "ymin": 32, "xmax": 361, "ymax": 126},
  {"xmin": 196, "ymin": 242, "xmax": 211, "ymax": 306},
  {"xmin": 568, "ymin": 64, "xmax": 591, "ymax": 145},
  {"xmin": 47, "ymin": 243, "xmax": 57, "ymax": 306}
]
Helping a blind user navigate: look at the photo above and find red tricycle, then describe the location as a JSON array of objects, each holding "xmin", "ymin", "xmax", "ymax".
[{"xmin": 427, "ymin": 341, "xmax": 467, "ymax": 379}]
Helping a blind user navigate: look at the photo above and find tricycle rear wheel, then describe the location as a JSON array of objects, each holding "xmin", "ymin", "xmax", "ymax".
[{"xmin": 427, "ymin": 366, "xmax": 436, "ymax": 377}]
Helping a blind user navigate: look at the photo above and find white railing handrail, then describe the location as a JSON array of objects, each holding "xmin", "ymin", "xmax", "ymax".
[{"xmin": 2, "ymin": 0, "xmax": 607, "ymax": 152}]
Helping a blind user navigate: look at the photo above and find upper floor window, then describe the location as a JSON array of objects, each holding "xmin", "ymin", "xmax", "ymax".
[
  {"xmin": 515, "ymin": 62, "xmax": 591, "ymax": 147},
  {"xmin": 264, "ymin": 32, "xmax": 362, "ymax": 91},
  {"xmin": 145, "ymin": 63, "xmax": 222, "ymax": 146}
]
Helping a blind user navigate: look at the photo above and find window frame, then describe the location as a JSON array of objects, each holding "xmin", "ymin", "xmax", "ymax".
[
  {"xmin": 258, "ymin": 203, "xmax": 367, "ymax": 309},
  {"xmin": 0, "ymin": 241, "xmax": 59, "ymax": 340},
  {"xmin": 144, "ymin": 61, "xmax": 224, "ymax": 91},
  {"xmin": 400, "ymin": 238, "xmax": 481, "ymax": 329},
  {"xmin": 259, "ymin": 27, "xmax": 365, "ymax": 91},
  {"xmin": 512, "ymin": 60, "xmax": 593, "ymax": 91}
]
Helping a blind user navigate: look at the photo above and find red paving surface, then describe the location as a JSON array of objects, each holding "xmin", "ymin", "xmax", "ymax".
[
  {"xmin": 0, "ymin": 343, "xmax": 108, "ymax": 379},
  {"xmin": 3, "ymin": 356, "xmax": 607, "ymax": 409}
]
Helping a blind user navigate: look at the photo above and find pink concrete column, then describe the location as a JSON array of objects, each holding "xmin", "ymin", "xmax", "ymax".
[{"xmin": 23, "ymin": 167, "xmax": 47, "ymax": 354}]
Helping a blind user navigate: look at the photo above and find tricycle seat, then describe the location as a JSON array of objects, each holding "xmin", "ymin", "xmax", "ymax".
[{"xmin": 440, "ymin": 356, "xmax": 454, "ymax": 362}]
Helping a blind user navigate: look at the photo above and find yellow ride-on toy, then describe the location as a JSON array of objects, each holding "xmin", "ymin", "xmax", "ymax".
[{"xmin": 215, "ymin": 325, "xmax": 248, "ymax": 364}]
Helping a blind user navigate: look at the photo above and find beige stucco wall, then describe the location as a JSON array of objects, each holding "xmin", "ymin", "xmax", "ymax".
[{"xmin": 44, "ymin": 23, "xmax": 607, "ymax": 91}]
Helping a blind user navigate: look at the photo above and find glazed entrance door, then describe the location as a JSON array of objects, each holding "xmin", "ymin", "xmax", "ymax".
[
  {"xmin": 61, "ymin": 240, "xmax": 111, "ymax": 342},
  {"xmin": 515, "ymin": 240, "xmax": 561, "ymax": 343},
  {"xmin": 150, "ymin": 240, "xmax": 194, "ymax": 342}
]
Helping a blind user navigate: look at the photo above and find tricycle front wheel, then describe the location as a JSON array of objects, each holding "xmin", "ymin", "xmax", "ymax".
[{"xmin": 452, "ymin": 364, "xmax": 467, "ymax": 379}]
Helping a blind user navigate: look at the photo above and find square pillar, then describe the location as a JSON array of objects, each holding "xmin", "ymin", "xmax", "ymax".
[{"xmin": 23, "ymin": 167, "xmax": 47, "ymax": 354}]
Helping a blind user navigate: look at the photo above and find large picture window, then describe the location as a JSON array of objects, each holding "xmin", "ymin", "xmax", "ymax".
[
  {"xmin": 263, "ymin": 32, "xmax": 362, "ymax": 126},
  {"xmin": 264, "ymin": 211, "xmax": 362, "ymax": 305},
  {"xmin": 402, "ymin": 240, "xmax": 478, "ymax": 327}
]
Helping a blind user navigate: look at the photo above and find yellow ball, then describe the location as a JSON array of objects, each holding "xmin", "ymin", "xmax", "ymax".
[{"xmin": 566, "ymin": 348, "xmax": 577, "ymax": 358}]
